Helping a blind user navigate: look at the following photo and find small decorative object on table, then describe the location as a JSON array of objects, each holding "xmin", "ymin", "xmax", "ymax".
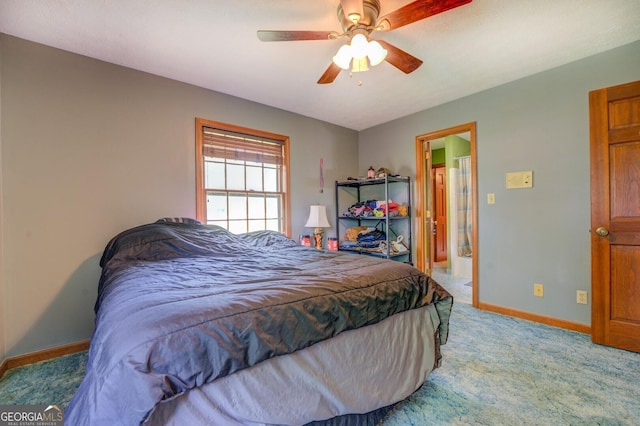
[
  {"xmin": 300, "ymin": 235, "xmax": 311, "ymax": 247},
  {"xmin": 305, "ymin": 205, "xmax": 331, "ymax": 249},
  {"xmin": 367, "ymin": 166, "xmax": 375, "ymax": 179}
]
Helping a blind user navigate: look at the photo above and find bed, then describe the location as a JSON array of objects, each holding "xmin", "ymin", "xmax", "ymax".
[{"xmin": 65, "ymin": 220, "xmax": 453, "ymax": 425}]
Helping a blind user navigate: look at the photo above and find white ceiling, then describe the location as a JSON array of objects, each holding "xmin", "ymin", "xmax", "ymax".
[{"xmin": 1, "ymin": 0, "xmax": 639, "ymax": 131}]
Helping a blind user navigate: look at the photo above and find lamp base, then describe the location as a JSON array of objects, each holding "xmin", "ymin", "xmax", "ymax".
[{"xmin": 313, "ymin": 227, "xmax": 324, "ymax": 250}]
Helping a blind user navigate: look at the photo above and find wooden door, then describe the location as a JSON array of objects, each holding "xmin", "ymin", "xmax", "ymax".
[
  {"xmin": 433, "ymin": 165, "xmax": 448, "ymax": 261},
  {"xmin": 590, "ymin": 80, "xmax": 640, "ymax": 353},
  {"xmin": 424, "ymin": 141, "xmax": 434, "ymax": 274}
]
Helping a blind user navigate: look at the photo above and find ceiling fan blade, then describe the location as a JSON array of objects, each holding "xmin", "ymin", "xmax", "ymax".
[
  {"xmin": 377, "ymin": 0, "xmax": 472, "ymax": 31},
  {"xmin": 377, "ymin": 40, "xmax": 423, "ymax": 74},
  {"xmin": 257, "ymin": 30, "xmax": 338, "ymax": 42},
  {"xmin": 317, "ymin": 63, "xmax": 342, "ymax": 84},
  {"xmin": 339, "ymin": 0, "xmax": 364, "ymax": 23}
]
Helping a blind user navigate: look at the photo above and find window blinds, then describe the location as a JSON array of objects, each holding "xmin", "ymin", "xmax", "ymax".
[{"xmin": 202, "ymin": 126, "xmax": 284, "ymax": 165}]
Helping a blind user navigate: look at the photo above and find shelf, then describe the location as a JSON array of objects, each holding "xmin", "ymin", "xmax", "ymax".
[
  {"xmin": 338, "ymin": 215, "xmax": 410, "ymax": 220},
  {"xmin": 335, "ymin": 176, "xmax": 412, "ymax": 263},
  {"xmin": 336, "ymin": 176, "xmax": 410, "ymax": 187},
  {"xmin": 338, "ymin": 247, "xmax": 409, "ymax": 259}
]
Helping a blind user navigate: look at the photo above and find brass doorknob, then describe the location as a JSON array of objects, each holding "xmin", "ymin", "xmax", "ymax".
[{"xmin": 595, "ymin": 226, "xmax": 609, "ymax": 237}]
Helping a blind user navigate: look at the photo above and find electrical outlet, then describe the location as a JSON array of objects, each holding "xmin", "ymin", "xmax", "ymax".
[
  {"xmin": 487, "ymin": 193, "xmax": 496, "ymax": 204},
  {"xmin": 577, "ymin": 290, "xmax": 588, "ymax": 304},
  {"xmin": 534, "ymin": 283, "xmax": 544, "ymax": 297}
]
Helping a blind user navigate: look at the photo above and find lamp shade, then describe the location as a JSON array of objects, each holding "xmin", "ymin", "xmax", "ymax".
[
  {"xmin": 332, "ymin": 44, "xmax": 352, "ymax": 70},
  {"xmin": 305, "ymin": 205, "xmax": 331, "ymax": 228},
  {"xmin": 350, "ymin": 33, "xmax": 369, "ymax": 59},
  {"xmin": 367, "ymin": 40, "xmax": 388, "ymax": 66}
]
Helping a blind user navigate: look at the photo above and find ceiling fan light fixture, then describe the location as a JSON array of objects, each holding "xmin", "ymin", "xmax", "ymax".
[
  {"xmin": 351, "ymin": 57, "xmax": 369, "ymax": 73},
  {"xmin": 332, "ymin": 34, "xmax": 387, "ymax": 73},
  {"xmin": 367, "ymin": 40, "xmax": 387, "ymax": 66},
  {"xmin": 332, "ymin": 44, "xmax": 352, "ymax": 69}
]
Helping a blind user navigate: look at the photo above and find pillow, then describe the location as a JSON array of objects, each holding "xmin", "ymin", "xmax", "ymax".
[
  {"xmin": 99, "ymin": 222, "xmax": 228, "ymax": 267},
  {"xmin": 237, "ymin": 230, "xmax": 298, "ymax": 248},
  {"xmin": 155, "ymin": 217, "xmax": 202, "ymax": 225}
]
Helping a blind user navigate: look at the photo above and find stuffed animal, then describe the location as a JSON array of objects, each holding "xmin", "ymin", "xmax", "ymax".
[{"xmin": 397, "ymin": 204, "xmax": 408, "ymax": 217}]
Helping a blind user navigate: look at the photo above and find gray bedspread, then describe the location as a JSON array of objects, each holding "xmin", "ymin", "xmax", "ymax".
[{"xmin": 65, "ymin": 222, "xmax": 452, "ymax": 425}]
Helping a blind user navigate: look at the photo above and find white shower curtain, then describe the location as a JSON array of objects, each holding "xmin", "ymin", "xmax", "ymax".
[{"xmin": 457, "ymin": 157, "xmax": 472, "ymax": 257}]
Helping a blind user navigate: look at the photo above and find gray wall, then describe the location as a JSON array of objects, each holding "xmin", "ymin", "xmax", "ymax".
[
  {"xmin": 359, "ymin": 40, "xmax": 640, "ymax": 326},
  {"xmin": 0, "ymin": 35, "xmax": 358, "ymax": 358},
  {"xmin": 1, "ymin": 32, "xmax": 639, "ymax": 359}
]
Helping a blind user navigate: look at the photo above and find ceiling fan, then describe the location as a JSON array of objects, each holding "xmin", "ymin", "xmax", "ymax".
[{"xmin": 257, "ymin": 0, "xmax": 472, "ymax": 84}]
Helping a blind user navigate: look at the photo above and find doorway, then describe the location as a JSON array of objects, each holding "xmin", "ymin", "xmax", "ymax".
[{"xmin": 414, "ymin": 122, "xmax": 478, "ymax": 307}]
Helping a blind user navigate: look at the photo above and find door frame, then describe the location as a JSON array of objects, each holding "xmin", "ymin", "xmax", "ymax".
[{"xmin": 414, "ymin": 122, "xmax": 478, "ymax": 307}]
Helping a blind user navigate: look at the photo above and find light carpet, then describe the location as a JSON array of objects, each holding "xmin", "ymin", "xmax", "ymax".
[{"xmin": 380, "ymin": 302, "xmax": 639, "ymax": 425}]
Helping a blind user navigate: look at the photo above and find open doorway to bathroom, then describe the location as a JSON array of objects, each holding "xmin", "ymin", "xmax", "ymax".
[{"xmin": 414, "ymin": 123, "xmax": 478, "ymax": 307}]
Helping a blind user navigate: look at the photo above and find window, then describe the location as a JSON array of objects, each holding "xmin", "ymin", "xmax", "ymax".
[{"xmin": 195, "ymin": 118, "xmax": 290, "ymax": 235}]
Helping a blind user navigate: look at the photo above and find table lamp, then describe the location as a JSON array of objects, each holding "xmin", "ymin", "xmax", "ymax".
[{"xmin": 305, "ymin": 205, "xmax": 331, "ymax": 249}]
